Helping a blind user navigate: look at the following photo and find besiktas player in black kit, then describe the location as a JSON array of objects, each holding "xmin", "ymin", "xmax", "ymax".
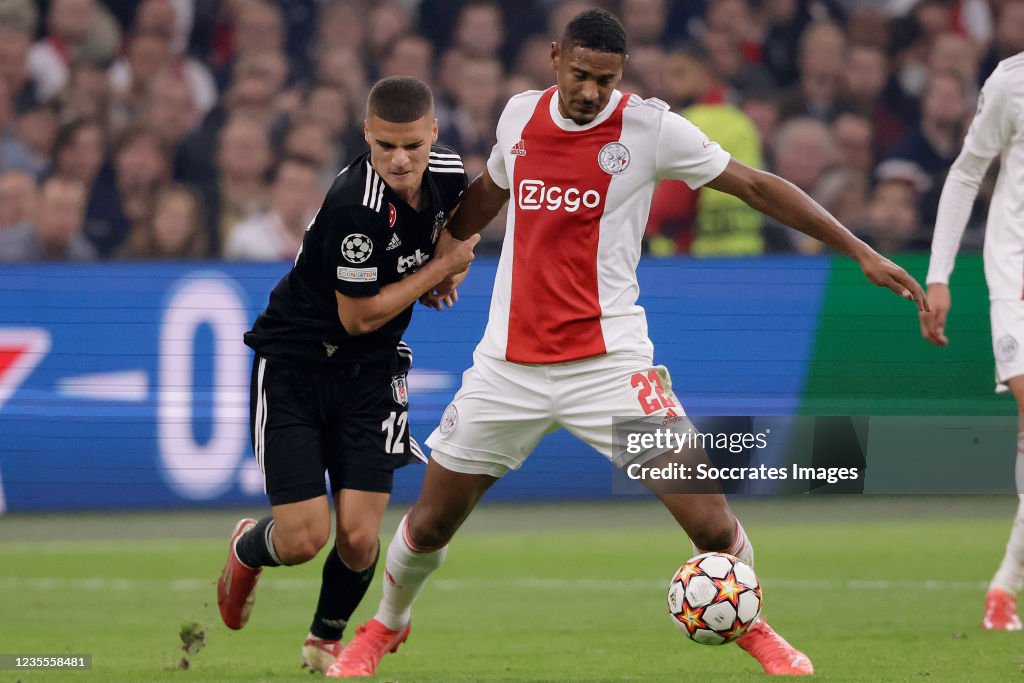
[{"xmin": 216, "ymin": 76, "xmax": 479, "ymax": 674}]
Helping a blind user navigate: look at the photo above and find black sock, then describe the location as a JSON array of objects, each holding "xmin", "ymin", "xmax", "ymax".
[
  {"xmin": 235, "ymin": 516, "xmax": 282, "ymax": 568},
  {"xmin": 310, "ymin": 541, "xmax": 379, "ymax": 641}
]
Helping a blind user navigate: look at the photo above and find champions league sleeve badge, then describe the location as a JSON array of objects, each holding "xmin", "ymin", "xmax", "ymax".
[{"xmin": 341, "ymin": 233, "xmax": 373, "ymax": 263}]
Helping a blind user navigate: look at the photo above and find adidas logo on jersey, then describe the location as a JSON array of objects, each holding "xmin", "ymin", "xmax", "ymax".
[
  {"xmin": 510, "ymin": 139, "xmax": 527, "ymax": 156},
  {"xmin": 387, "ymin": 234, "xmax": 402, "ymax": 250}
]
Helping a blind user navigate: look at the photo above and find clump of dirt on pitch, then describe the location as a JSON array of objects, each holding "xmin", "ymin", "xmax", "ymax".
[{"xmin": 167, "ymin": 621, "xmax": 206, "ymax": 670}]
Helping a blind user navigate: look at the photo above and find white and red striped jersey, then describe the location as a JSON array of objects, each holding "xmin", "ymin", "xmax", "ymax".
[{"xmin": 478, "ymin": 87, "xmax": 731, "ymax": 364}]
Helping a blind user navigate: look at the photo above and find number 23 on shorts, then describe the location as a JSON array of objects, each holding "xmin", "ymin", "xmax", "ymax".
[{"xmin": 631, "ymin": 369, "xmax": 678, "ymax": 416}]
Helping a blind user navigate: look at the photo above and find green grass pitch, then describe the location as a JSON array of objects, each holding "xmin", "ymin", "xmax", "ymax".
[{"xmin": 1, "ymin": 497, "xmax": 1022, "ymax": 682}]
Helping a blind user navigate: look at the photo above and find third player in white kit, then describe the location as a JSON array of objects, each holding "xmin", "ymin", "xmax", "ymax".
[
  {"xmin": 332, "ymin": 9, "xmax": 928, "ymax": 678},
  {"xmin": 921, "ymin": 52, "xmax": 1024, "ymax": 631}
]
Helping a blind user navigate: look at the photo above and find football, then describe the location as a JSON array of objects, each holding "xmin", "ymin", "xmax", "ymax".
[{"xmin": 667, "ymin": 552, "xmax": 762, "ymax": 645}]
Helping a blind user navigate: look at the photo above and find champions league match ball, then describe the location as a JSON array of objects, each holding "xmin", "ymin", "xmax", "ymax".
[{"xmin": 667, "ymin": 552, "xmax": 762, "ymax": 645}]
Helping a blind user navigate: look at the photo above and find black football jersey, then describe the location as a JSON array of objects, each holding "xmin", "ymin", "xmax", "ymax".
[{"xmin": 244, "ymin": 146, "xmax": 468, "ymax": 365}]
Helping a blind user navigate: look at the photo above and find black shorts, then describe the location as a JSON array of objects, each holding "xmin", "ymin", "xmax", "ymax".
[{"xmin": 249, "ymin": 347, "xmax": 423, "ymax": 505}]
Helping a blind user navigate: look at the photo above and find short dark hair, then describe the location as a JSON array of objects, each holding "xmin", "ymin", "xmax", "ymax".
[
  {"xmin": 365, "ymin": 76, "xmax": 434, "ymax": 123},
  {"xmin": 562, "ymin": 9, "xmax": 627, "ymax": 55}
]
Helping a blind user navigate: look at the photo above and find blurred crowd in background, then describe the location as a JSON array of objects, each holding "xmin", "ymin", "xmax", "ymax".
[{"xmin": 0, "ymin": 0, "xmax": 1017, "ymax": 262}]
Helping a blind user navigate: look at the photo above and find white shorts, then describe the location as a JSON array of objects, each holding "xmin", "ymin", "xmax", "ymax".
[
  {"xmin": 426, "ymin": 351, "xmax": 689, "ymax": 477},
  {"xmin": 992, "ymin": 300, "xmax": 1024, "ymax": 394}
]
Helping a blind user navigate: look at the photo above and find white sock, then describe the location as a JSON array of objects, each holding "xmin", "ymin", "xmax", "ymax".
[
  {"xmin": 991, "ymin": 436, "xmax": 1024, "ymax": 594},
  {"xmin": 692, "ymin": 517, "xmax": 755, "ymax": 567},
  {"xmin": 725, "ymin": 518, "xmax": 755, "ymax": 567},
  {"xmin": 373, "ymin": 515, "xmax": 447, "ymax": 630}
]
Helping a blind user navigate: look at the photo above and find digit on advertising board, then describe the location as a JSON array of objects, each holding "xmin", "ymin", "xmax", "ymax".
[{"xmin": 157, "ymin": 274, "xmax": 253, "ymax": 500}]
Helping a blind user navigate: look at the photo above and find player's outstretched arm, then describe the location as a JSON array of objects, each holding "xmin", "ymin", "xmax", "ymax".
[
  {"xmin": 920, "ymin": 150, "xmax": 994, "ymax": 347},
  {"xmin": 445, "ymin": 169, "xmax": 510, "ymax": 241},
  {"xmin": 706, "ymin": 159, "xmax": 929, "ymax": 312},
  {"xmin": 416, "ymin": 170, "xmax": 507, "ymax": 309},
  {"xmin": 336, "ymin": 232, "xmax": 481, "ymax": 335}
]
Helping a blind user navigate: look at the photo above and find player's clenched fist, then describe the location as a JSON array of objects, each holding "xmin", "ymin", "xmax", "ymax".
[{"xmin": 435, "ymin": 230, "xmax": 480, "ymax": 276}]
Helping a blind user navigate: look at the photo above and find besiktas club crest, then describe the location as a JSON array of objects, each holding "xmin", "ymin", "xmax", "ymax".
[
  {"xmin": 391, "ymin": 375, "xmax": 408, "ymax": 406},
  {"xmin": 598, "ymin": 142, "xmax": 630, "ymax": 175}
]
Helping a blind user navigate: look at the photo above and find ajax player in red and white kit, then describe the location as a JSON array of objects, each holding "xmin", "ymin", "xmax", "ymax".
[
  {"xmin": 921, "ymin": 52, "xmax": 1024, "ymax": 631},
  {"xmin": 330, "ymin": 10, "xmax": 927, "ymax": 678}
]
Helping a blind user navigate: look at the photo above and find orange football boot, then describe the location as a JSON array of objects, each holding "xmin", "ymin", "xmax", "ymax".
[
  {"xmin": 982, "ymin": 588, "xmax": 1023, "ymax": 631},
  {"xmin": 737, "ymin": 621, "xmax": 814, "ymax": 676},
  {"xmin": 325, "ymin": 618, "xmax": 411, "ymax": 678}
]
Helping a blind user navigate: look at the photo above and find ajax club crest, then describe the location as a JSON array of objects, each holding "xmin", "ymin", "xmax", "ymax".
[
  {"xmin": 598, "ymin": 142, "xmax": 630, "ymax": 175},
  {"xmin": 439, "ymin": 403, "xmax": 458, "ymax": 435},
  {"xmin": 996, "ymin": 335, "xmax": 1019, "ymax": 362}
]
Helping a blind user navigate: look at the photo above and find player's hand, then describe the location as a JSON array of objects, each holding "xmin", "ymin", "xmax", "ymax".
[
  {"xmin": 419, "ymin": 287, "xmax": 458, "ymax": 310},
  {"xmin": 919, "ymin": 283, "xmax": 951, "ymax": 346},
  {"xmin": 435, "ymin": 230, "xmax": 480, "ymax": 277},
  {"xmin": 436, "ymin": 268, "xmax": 469, "ymax": 298},
  {"xmin": 857, "ymin": 251, "xmax": 930, "ymax": 312},
  {"xmin": 419, "ymin": 271, "xmax": 467, "ymax": 311}
]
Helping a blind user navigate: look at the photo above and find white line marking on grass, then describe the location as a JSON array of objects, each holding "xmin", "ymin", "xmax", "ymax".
[
  {"xmin": 0, "ymin": 539, "xmax": 224, "ymax": 554},
  {"xmin": 0, "ymin": 576, "xmax": 990, "ymax": 592}
]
